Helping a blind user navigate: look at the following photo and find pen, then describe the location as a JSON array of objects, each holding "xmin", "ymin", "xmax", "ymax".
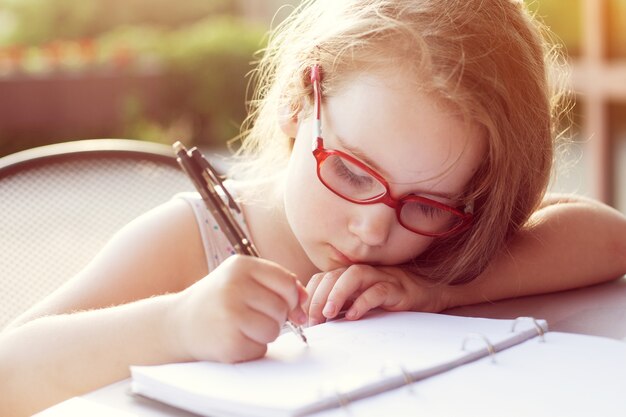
[{"xmin": 173, "ymin": 141, "xmax": 308, "ymax": 345}]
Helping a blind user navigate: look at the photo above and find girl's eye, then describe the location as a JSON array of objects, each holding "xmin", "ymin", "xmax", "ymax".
[
  {"xmin": 418, "ymin": 204, "xmax": 441, "ymax": 218},
  {"xmin": 331, "ymin": 157, "xmax": 374, "ymax": 189},
  {"xmin": 319, "ymin": 154, "xmax": 387, "ymax": 201},
  {"xmin": 403, "ymin": 202, "xmax": 447, "ymax": 219}
]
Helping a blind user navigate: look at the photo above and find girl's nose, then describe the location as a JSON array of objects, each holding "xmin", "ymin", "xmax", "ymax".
[{"xmin": 347, "ymin": 203, "xmax": 396, "ymax": 247}]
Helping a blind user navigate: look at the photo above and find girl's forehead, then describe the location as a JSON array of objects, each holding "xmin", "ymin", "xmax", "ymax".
[{"xmin": 322, "ymin": 72, "xmax": 485, "ymax": 192}]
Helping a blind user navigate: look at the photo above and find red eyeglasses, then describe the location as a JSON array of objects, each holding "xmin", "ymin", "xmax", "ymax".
[{"xmin": 309, "ymin": 64, "xmax": 473, "ymax": 238}]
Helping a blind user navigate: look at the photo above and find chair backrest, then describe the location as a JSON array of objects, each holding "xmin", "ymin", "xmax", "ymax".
[{"xmin": 0, "ymin": 139, "xmax": 194, "ymax": 329}]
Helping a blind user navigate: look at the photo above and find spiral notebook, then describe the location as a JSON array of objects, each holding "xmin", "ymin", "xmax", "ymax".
[{"xmin": 130, "ymin": 311, "xmax": 626, "ymax": 417}]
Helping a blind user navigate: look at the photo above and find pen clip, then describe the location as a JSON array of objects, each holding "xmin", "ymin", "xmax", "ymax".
[
  {"xmin": 173, "ymin": 141, "xmax": 259, "ymax": 257},
  {"xmin": 188, "ymin": 148, "xmax": 240, "ymax": 214}
]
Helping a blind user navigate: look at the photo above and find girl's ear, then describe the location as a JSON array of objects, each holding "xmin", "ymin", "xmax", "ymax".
[{"xmin": 278, "ymin": 100, "xmax": 302, "ymax": 138}]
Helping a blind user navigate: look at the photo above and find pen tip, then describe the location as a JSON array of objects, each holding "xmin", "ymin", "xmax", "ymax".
[{"xmin": 298, "ymin": 328, "xmax": 308, "ymax": 345}]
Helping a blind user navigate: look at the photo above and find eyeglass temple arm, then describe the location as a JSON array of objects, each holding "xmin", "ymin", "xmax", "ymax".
[{"xmin": 311, "ymin": 65, "xmax": 322, "ymax": 139}]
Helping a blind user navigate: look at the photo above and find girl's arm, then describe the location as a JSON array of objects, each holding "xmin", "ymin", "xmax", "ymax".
[
  {"xmin": 305, "ymin": 195, "xmax": 626, "ymax": 323},
  {"xmin": 0, "ymin": 290, "xmax": 184, "ymax": 416},
  {"xmin": 445, "ymin": 194, "xmax": 626, "ymax": 308},
  {"xmin": 0, "ymin": 200, "xmax": 306, "ymax": 417}
]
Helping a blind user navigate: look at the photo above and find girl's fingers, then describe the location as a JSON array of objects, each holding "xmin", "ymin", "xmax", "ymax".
[
  {"xmin": 344, "ymin": 281, "xmax": 393, "ymax": 320},
  {"xmin": 239, "ymin": 307, "xmax": 284, "ymax": 344},
  {"xmin": 296, "ymin": 280, "xmax": 309, "ymax": 306},
  {"xmin": 244, "ymin": 281, "xmax": 291, "ymax": 324},
  {"xmin": 233, "ymin": 256, "xmax": 304, "ymax": 312},
  {"xmin": 323, "ymin": 265, "xmax": 379, "ymax": 319},
  {"xmin": 221, "ymin": 330, "xmax": 269, "ymax": 363},
  {"xmin": 287, "ymin": 305, "xmax": 308, "ymax": 326},
  {"xmin": 306, "ymin": 269, "xmax": 344, "ymax": 325},
  {"xmin": 304, "ymin": 272, "xmax": 324, "ymax": 312},
  {"xmin": 288, "ymin": 283, "xmax": 309, "ymax": 325},
  {"xmin": 237, "ymin": 259, "xmax": 309, "ymax": 326}
]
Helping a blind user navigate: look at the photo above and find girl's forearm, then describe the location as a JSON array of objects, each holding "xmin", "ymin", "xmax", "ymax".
[
  {"xmin": 445, "ymin": 199, "xmax": 626, "ymax": 309},
  {"xmin": 0, "ymin": 293, "xmax": 186, "ymax": 417}
]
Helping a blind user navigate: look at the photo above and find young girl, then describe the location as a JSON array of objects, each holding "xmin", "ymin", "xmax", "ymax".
[{"xmin": 2, "ymin": 0, "xmax": 626, "ymax": 415}]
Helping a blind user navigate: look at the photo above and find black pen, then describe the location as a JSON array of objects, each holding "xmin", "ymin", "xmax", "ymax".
[{"xmin": 173, "ymin": 141, "xmax": 308, "ymax": 345}]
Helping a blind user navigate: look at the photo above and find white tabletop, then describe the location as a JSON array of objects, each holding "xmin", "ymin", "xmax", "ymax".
[
  {"xmin": 36, "ymin": 276, "xmax": 626, "ymax": 416},
  {"xmin": 446, "ymin": 275, "xmax": 626, "ymax": 340}
]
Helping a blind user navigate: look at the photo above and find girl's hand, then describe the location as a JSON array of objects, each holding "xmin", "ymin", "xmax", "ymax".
[
  {"xmin": 171, "ymin": 255, "xmax": 308, "ymax": 363},
  {"xmin": 304, "ymin": 264, "xmax": 449, "ymax": 326}
]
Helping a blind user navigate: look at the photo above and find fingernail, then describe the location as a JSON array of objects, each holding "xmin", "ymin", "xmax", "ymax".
[
  {"xmin": 346, "ymin": 308, "xmax": 357, "ymax": 319},
  {"xmin": 323, "ymin": 301, "xmax": 336, "ymax": 318},
  {"xmin": 295, "ymin": 309, "xmax": 307, "ymax": 324}
]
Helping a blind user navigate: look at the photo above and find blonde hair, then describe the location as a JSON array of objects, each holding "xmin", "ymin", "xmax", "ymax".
[{"xmin": 229, "ymin": 0, "xmax": 569, "ymax": 284}]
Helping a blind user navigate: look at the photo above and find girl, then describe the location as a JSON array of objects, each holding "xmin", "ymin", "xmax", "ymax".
[{"xmin": 2, "ymin": 0, "xmax": 625, "ymax": 415}]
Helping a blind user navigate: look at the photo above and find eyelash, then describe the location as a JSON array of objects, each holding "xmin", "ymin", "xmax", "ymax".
[
  {"xmin": 333, "ymin": 158, "xmax": 372, "ymax": 187},
  {"xmin": 415, "ymin": 203, "xmax": 440, "ymax": 218}
]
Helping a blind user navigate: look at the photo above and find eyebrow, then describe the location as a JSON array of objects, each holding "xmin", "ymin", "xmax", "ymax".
[
  {"xmin": 334, "ymin": 134, "xmax": 386, "ymax": 174},
  {"xmin": 332, "ymin": 134, "xmax": 457, "ymax": 201}
]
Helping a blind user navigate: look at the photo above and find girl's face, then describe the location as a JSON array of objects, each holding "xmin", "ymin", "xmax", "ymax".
[{"xmin": 283, "ymin": 70, "xmax": 485, "ymax": 272}]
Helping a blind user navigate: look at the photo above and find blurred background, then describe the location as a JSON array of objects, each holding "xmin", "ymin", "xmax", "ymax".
[{"xmin": 0, "ymin": 0, "xmax": 625, "ymax": 211}]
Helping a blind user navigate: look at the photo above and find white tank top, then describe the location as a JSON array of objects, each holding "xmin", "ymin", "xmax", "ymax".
[{"xmin": 175, "ymin": 191, "xmax": 251, "ymax": 272}]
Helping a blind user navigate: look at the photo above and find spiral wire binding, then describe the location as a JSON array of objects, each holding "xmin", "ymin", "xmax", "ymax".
[
  {"xmin": 335, "ymin": 391, "xmax": 353, "ymax": 416},
  {"xmin": 314, "ymin": 316, "xmax": 551, "ymax": 414},
  {"xmin": 379, "ymin": 361, "xmax": 416, "ymax": 394},
  {"xmin": 461, "ymin": 332, "xmax": 497, "ymax": 363},
  {"xmin": 511, "ymin": 316, "xmax": 546, "ymax": 342},
  {"xmin": 316, "ymin": 383, "xmax": 354, "ymax": 416}
]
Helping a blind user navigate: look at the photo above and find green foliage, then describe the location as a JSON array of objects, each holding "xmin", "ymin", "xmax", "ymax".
[
  {"xmin": 0, "ymin": 2, "xmax": 266, "ymax": 153},
  {"xmin": 99, "ymin": 17, "xmax": 265, "ymax": 147},
  {"xmin": 162, "ymin": 17, "xmax": 264, "ymax": 145},
  {"xmin": 0, "ymin": 0, "xmax": 234, "ymax": 46}
]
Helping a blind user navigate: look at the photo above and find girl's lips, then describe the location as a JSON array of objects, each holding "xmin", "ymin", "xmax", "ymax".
[{"xmin": 330, "ymin": 245, "xmax": 359, "ymax": 265}]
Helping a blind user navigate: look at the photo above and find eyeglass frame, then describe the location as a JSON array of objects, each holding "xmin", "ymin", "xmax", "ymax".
[{"xmin": 309, "ymin": 64, "xmax": 474, "ymax": 238}]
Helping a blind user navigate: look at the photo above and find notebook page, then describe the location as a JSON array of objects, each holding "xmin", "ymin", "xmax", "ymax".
[
  {"xmin": 131, "ymin": 311, "xmax": 545, "ymax": 417},
  {"xmin": 308, "ymin": 332, "xmax": 626, "ymax": 417}
]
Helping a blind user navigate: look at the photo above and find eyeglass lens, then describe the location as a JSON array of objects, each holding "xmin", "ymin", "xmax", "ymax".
[{"xmin": 319, "ymin": 153, "xmax": 461, "ymax": 234}]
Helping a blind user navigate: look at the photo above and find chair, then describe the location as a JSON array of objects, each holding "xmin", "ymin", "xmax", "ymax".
[{"xmin": 0, "ymin": 139, "xmax": 195, "ymax": 329}]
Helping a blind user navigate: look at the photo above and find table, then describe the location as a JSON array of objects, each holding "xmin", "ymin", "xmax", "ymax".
[
  {"xmin": 447, "ymin": 275, "xmax": 626, "ymax": 340},
  {"xmin": 36, "ymin": 276, "xmax": 626, "ymax": 416}
]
